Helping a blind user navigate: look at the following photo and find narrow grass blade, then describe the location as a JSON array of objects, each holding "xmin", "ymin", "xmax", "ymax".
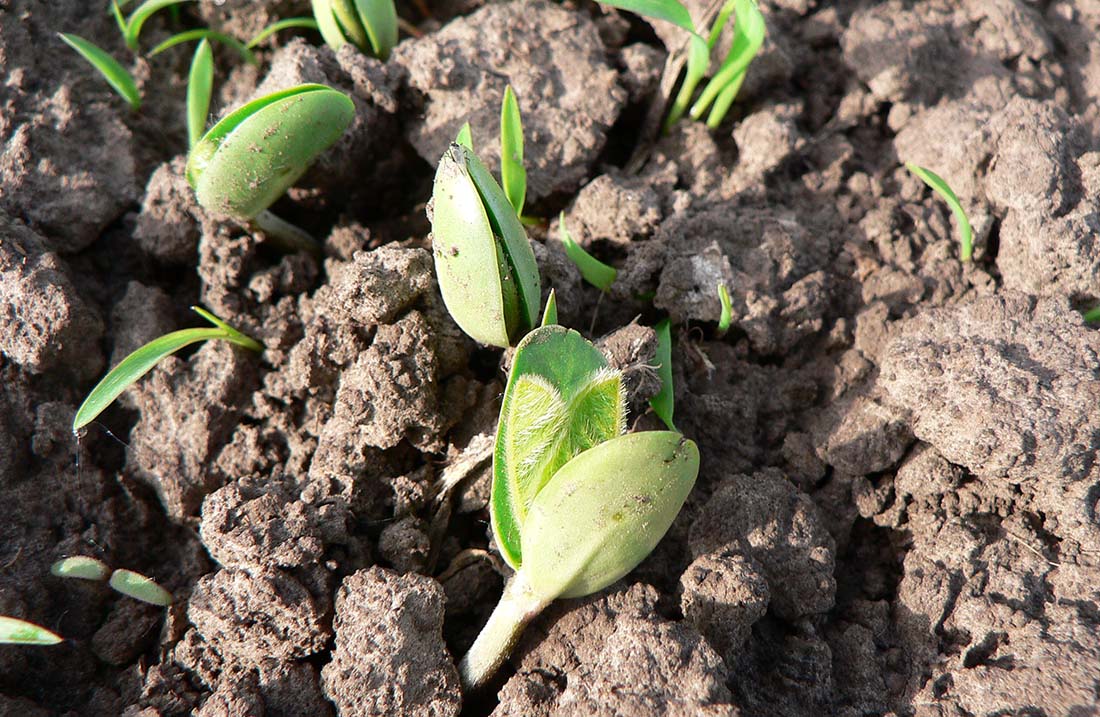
[
  {"xmin": 111, "ymin": 0, "xmax": 128, "ymax": 35},
  {"xmin": 72, "ymin": 307, "xmax": 260, "ymax": 432},
  {"xmin": 717, "ymin": 284, "xmax": 732, "ymax": 335},
  {"xmin": 541, "ymin": 289, "xmax": 558, "ymax": 327},
  {"xmin": 500, "ymin": 85, "xmax": 526, "ymax": 218},
  {"xmin": 247, "ymin": 17, "xmax": 320, "ymax": 48},
  {"xmin": 455, "ymin": 121, "xmax": 474, "ymax": 151},
  {"xmin": 905, "ymin": 162, "xmax": 974, "ymax": 262},
  {"xmin": 558, "ymin": 213, "xmax": 617, "ymax": 292},
  {"xmin": 109, "ymin": 569, "xmax": 173, "ymax": 606},
  {"xmin": 0, "ymin": 617, "xmax": 63, "ymax": 645},
  {"xmin": 689, "ymin": 0, "xmax": 765, "ymax": 123},
  {"xmin": 665, "ymin": 33, "xmax": 710, "ymax": 130},
  {"xmin": 51, "ymin": 556, "xmax": 111, "ymax": 581},
  {"xmin": 58, "ymin": 33, "xmax": 141, "ymax": 110},
  {"xmin": 1083, "ymin": 306, "xmax": 1100, "ymax": 324},
  {"xmin": 597, "ymin": 0, "xmax": 695, "ymax": 33},
  {"xmin": 706, "ymin": 0, "xmax": 736, "ymax": 49},
  {"xmin": 187, "ymin": 39, "xmax": 213, "ymax": 149},
  {"xmin": 124, "ymin": 0, "xmax": 193, "ymax": 51},
  {"xmin": 151, "ymin": 29, "xmax": 256, "ymax": 65},
  {"xmin": 705, "ymin": 69, "xmax": 746, "ymax": 128},
  {"xmin": 649, "ymin": 318, "xmax": 676, "ymax": 430}
]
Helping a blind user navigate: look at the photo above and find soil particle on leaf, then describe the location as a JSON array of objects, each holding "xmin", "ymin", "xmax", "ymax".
[
  {"xmin": 321, "ymin": 567, "xmax": 461, "ymax": 717},
  {"xmin": 0, "ymin": 214, "xmax": 104, "ymax": 379},
  {"xmin": 391, "ymin": 0, "xmax": 625, "ymax": 202}
]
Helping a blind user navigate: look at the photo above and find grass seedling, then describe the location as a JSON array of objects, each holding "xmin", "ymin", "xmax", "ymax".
[
  {"xmin": 312, "ymin": 0, "xmax": 398, "ymax": 59},
  {"xmin": 58, "ymin": 33, "xmax": 141, "ymax": 110},
  {"xmin": 541, "ymin": 289, "xmax": 558, "ymax": 327},
  {"xmin": 460, "ymin": 325, "xmax": 699, "ymax": 689},
  {"xmin": 186, "ymin": 84, "xmax": 355, "ymax": 252},
  {"xmin": 186, "ymin": 39, "xmax": 213, "ymax": 149},
  {"xmin": 247, "ymin": 17, "xmax": 321, "ymax": 48},
  {"xmin": 73, "ymin": 306, "xmax": 261, "ymax": 433},
  {"xmin": 0, "ymin": 617, "xmax": 63, "ymax": 646},
  {"xmin": 109, "ymin": 569, "xmax": 173, "ymax": 606},
  {"xmin": 599, "ymin": 0, "xmax": 765, "ymax": 129},
  {"xmin": 429, "ymin": 143, "xmax": 542, "ymax": 348},
  {"xmin": 1084, "ymin": 306, "xmax": 1100, "ymax": 324},
  {"xmin": 150, "ymin": 29, "xmax": 257, "ymax": 65},
  {"xmin": 51, "ymin": 556, "xmax": 111, "ymax": 582},
  {"xmin": 905, "ymin": 162, "xmax": 973, "ymax": 262},
  {"xmin": 120, "ymin": 0, "xmax": 193, "ymax": 51},
  {"xmin": 717, "ymin": 284, "xmax": 732, "ymax": 336},
  {"xmin": 649, "ymin": 318, "xmax": 676, "ymax": 430},
  {"xmin": 558, "ymin": 213, "xmax": 617, "ymax": 292},
  {"xmin": 500, "ymin": 86, "xmax": 526, "ymax": 218}
]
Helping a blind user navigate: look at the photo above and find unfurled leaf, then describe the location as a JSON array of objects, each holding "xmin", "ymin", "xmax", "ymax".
[{"xmin": 59, "ymin": 33, "xmax": 141, "ymax": 110}]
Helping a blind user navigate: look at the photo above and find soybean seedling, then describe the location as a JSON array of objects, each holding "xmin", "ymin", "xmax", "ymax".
[
  {"xmin": 905, "ymin": 162, "xmax": 974, "ymax": 262},
  {"xmin": 312, "ymin": 0, "xmax": 398, "ymax": 59},
  {"xmin": 558, "ymin": 213, "xmax": 617, "ymax": 292},
  {"xmin": 599, "ymin": 0, "xmax": 765, "ymax": 129},
  {"xmin": 0, "ymin": 616, "xmax": 62, "ymax": 646},
  {"xmin": 72, "ymin": 306, "xmax": 261, "ymax": 433},
  {"xmin": 429, "ymin": 143, "xmax": 542, "ymax": 348},
  {"xmin": 459, "ymin": 324, "xmax": 699, "ymax": 689},
  {"xmin": 186, "ymin": 84, "xmax": 355, "ymax": 252},
  {"xmin": 58, "ymin": 33, "xmax": 141, "ymax": 110}
]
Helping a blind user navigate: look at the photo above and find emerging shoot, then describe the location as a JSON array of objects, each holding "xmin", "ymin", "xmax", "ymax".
[
  {"xmin": 73, "ymin": 306, "xmax": 261, "ymax": 433},
  {"xmin": 717, "ymin": 284, "xmax": 732, "ymax": 336},
  {"xmin": 558, "ymin": 213, "xmax": 617, "ymax": 292},
  {"xmin": 312, "ymin": 0, "xmax": 398, "ymax": 59},
  {"xmin": 58, "ymin": 33, "xmax": 141, "ymax": 110},
  {"xmin": 429, "ymin": 143, "xmax": 541, "ymax": 348},
  {"xmin": 460, "ymin": 325, "xmax": 698, "ymax": 690},
  {"xmin": 905, "ymin": 161, "xmax": 974, "ymax": 262}
]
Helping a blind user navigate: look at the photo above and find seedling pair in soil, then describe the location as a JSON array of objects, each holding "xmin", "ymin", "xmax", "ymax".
[
  {"xmin": 600, "ymin": 0, "xmax": 766, "ymax": 129},
  {"xmin": 0, "ymin": 558, "xmax": 172, "ymax": 647},
  {"xmin": 459, "ymin": 322, "xmax": 699, "ymax": 689}
]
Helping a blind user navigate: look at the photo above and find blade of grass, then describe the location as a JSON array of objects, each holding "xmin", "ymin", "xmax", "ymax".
[
  {"xmin": 0, "ymin": 617, "xmax": 63, "ymax": 646},
  {"xmin": 597, "ymin": 0, "xmax": 696, "ymax": 33},
  {"xmin": 246, "ymin": 17, "xmax": 320, "ymax": 48},
  {"xmin": 500, "ymin": 85, "xmax": 526, "ymax": 218},
  {"xmin": 72, "ymin": 307, "xmax": 261, "ymax": 432},
  {"xmin": 689, "ymin": 0, "xmax": 764, "ymax": 123},
  {"xmin": 904, "ymin": 162, "xmax": 974, "ymax": 262},
  {"xmin": 541, "ymin": 289, "xmax": 558, "ymax": 327},
  {"xmin": 717, "ymin": 283, "xmax": 732, "ymax": 335},
  {"xmin": 109, "ymin": 569, "xmax": 173, "ymax": 606},
  {"xmin": 558, "ymin": 213, "xmax": 617, "ymax": 292},
  {"xmin": 704, "ymin": 68, "xmax": 746, "ymax": 128},
  {"xmin": 111, "ymin": 0, "xmax": 128, "ymax": 35},
  {"xmin": 150, "ymin": 29, "xmax": 256, "ymax": 65},
  {"xmin": 187, "ymin": 39, "xmax": 213, "ymax": 149},
  {"xmin": 649, "ymin": 318, "xmax": 676, "ymax": 431},
  {"xmin": 58, "ymin": 33, "xmax": 141, "ymax": 110},
  {"xmin": 664, "ymin": 33, "xmax": 710, "ymax": 130},
  {"xmin": 455, "ymin": 121, "xmax": 474, "ymax": 151},
  {"xmin": 124, "ymin": 0, "xmax": 193, "ymax": 51}
]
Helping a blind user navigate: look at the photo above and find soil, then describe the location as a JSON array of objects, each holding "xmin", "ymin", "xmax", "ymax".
[{"xmin": 1, "ymin": 0, "xmax": 1098, "ymax": 715}]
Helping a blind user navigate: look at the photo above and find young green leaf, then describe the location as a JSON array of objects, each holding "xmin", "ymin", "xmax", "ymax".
[
  {"xmin": 247, "ymin": 17, "xmax": 321, "ymax": 48},
  {"xmin": 558, "ymin": 213, "xmax": 617, "ymax": 292},
  {"xmin": 521, "ymin": 431, "xmax": 698, "ymax": 600},
  {"xmin": 492, "ymin": 325, "xmax": 625, "ymax": 568},
  {"xmin": 540, "ymin": 289, "xmax": 558, "ymax": 327},
  {"xmin": 596, "ymin": 0, "xmax": 696, "ymax": 33},
  {"xmin": 430, "ymin": 143, "xmax": 542, "ymax": 348},
  {"xmin": 649, "ymin": 318, "xmax": 676, "ymax": 430},
  {"xmin": 689, "ymin": 0, "xmax": 765, "ymax": 125},
  {"xmin": 111, "ymin": 0, "xmax": 128, "ymax": 35},
  {"xmin": 150, "ymin": 29, "xmax": 257, "ymax": 65},
  {"xmin": 905, "ymin": 162, "xmax": 974, "ymax": 262},
  {"xmin": 665, "ymin": 33, "xmax": 710, "ymax": 130},
  {"xmin": 109, "ymin": 569, "xmax": 173, "ymax": 606},
  {"xmin": 72, "ymin": 306, "xmax": 261, "ymax": 432},
  {"xmin": 58, "ymin": 33, "xmax": 141, "ymax": 110},
  {"xmin": 717, "ymin": 283, "xmax": 732, "ymax": 335},
  {"xmin": 186, "ymin": 39, "xmax": 213, "ymax": 150},
  {"xmin": 1083, "ymin": 306, "xmax": 1100, "ymax": 324},
  {"xmin": 0, "ymin": 616, "xmax": 63, "ymax": 646},
  {"xmin": 51, "ymin": 556, "xmax": 111, "ymax": 581},
  {"xmin": 124, "ymin": 0, "xmax": 193, "ymax": 51},
  {"xmin": 455, "ymin": 121, "xmax": 474, "ymax": 151},
  {"xmin": 500, "ymin": 85, "xmax": 526, "ymax": 218},
  {"xmin": 312, "ymin": 0, "xmax": 398, "ymax": 59}
]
